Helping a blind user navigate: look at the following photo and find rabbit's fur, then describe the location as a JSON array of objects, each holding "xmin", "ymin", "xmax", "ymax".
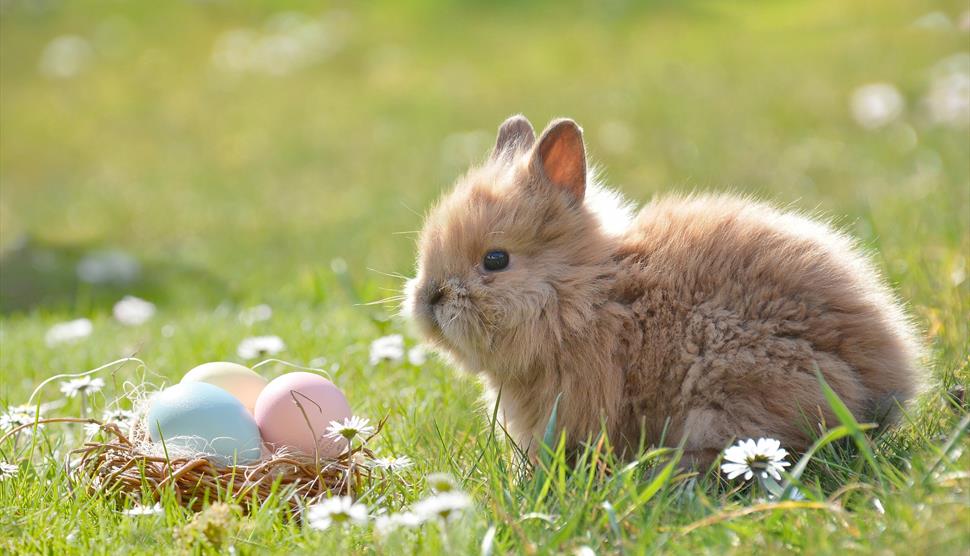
[{"xmin": 405, "ymin": 115, "xmax": 922, "ymax": 465}]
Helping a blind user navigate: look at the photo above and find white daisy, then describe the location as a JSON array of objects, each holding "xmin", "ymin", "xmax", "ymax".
[
  {"xmin": 112, "ymin": 295, "xmax": 156, "ymax": 326},
  {"xmin": 370, "ymin": 455, "xmax": 413, "ymax": 472},
  {"xmin": 122, "ymin": 502, "xmax": 164, "ymax": 516},
  {"xmin": 873, "ymin": 497, "xmax": 885, "ymax": 514},
  {"xmin": 59, "ymin": 376, "xmax": 105, "ymax": 399},
  {"xmin": 84, "ymin": 422, "xmax": 102, "ymax": 438},
  {"xmin": 45, "ymin": 318, "xmax": 93, "ymax": 346},
  {"xmin": 413, "ymin": 491, "xmax": 472, "ymax": 522},
  {"xmin": 374, "ymin": 511, "xmax": 424, "ymax": 536},
  {"xmin": 324, "ymin": 416, "xmax": 375, "ymax": 442},
  {"xmin": 102, "ymin": 408, "xmax": 135, "ymax": 425},
  {"xmin": 306, "ymin": 496, "xmax": 368, "ymax": 530},
  {"xmin": 238, "ymin": 304, "xmax": 273, "ymax": 325},
  {"xmin": 0, "ymin": 405, "xmax": 42, "ymax": 433},
  {"xmin": 720, "ymin": 437, "xmax": 792, "ymax": 481},
  {"xmin": 369, "ymin": 334, "xmax": 404, "ymax": 365},
  {"xmin": 850, "ymin": 83, "xmax": 904, "ymax": 129},
  {"xmin": 38, "ymin": 35, "xmax": 93, "ymax": 79},
  {"xmin": 0, "ymin": 462, "xmax": 18, "ymax": 481},
  {"xmin": 236, "ymin": 335, "xmax": 286, "ymax": 359},
  {"xmin": 407, "ymin": 345, "xmax": 428, "ymax": 366},
  {"xmin": 925, "ymin": 55, "xmax": 970, "ymax": 127},
  {"xmin": 426, "ymin": 472, "xmax": 457, "ymax": 493},
  {"xmin": 76, "ymin": 249, "xmax": 139, "ymax": 285}
]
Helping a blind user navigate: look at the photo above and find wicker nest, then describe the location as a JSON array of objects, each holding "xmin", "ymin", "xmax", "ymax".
[{"xmin": 2, "ymin": 417, "xmax": 383, "ymax": 512}]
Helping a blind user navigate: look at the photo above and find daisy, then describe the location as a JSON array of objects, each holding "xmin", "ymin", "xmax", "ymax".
[
  {"xmin": 407, "ymin": 345, "xmax": 428, "ymax": 366},
  {"xmin": 426, "ymin": 472, "xmax": 457, "ymax": 493},
  {"xmin": 102, "ymin": 408, "xmax": 135, "ymax": 425},
  {"xmin": 112, "ymin": 295, "xmax": 156, "ymax": 326},
  {"xmin": 84, "ymin": 422, "xmax": 102, "ymax": 438},
  {"xmin": 850, "ymin": 83, "xmax": 904, "ymax": 129},
  {"xmin": 324, "ymin": 416, "xmax": 375, "ymax": 442},
  {"xmin": 45, "ymin": 318, "xmax": 92, "ymax": 346},
  {"xmin": 237, "ymin": 335, "xmax": 286, "ymax": 359},
  {"xmin": 59, "ymin": 376, "xmax": 105, "ymax": 399},
  {"xmin": 0, "ymin": 405, "xmax": 41, "ymax": 433},
  {"xmin": 75, "ymin": 249, "xmax": 139, "ymax": 284},
  {"xmin": 238, "ymin": 304, "xmax": 272, "ymax": 325},
  {"xmin": 720, "ymin": 437, "xmax": 791, "ymax": 481},
  {"xmin": 925, "ymin": 55, "xmax": 970, "ymax": 127},
  {"xmin": 413, "ymin": 491, "xmax": 472, "ymax": 522},
  {"xmin": 306, "ymin": 496, "xmax": 368, "ymax": 530},
  {"xmin": 370, "ymin": 455, "xmax": 413, "ymax": 472},
  {"xmin": 374, "ymin": 511, "xmax": 424, "ymax": 536},
  {"xmin": 369, "ymin": 334, "xmax": 404, "ymax": 365},
  {"xmin": 122, "ymin": 502, "xmax": 164, "ymax": 516},
  {"xmin": 0, "ymin": 462, "xmax": 18, "ymax": 481}
]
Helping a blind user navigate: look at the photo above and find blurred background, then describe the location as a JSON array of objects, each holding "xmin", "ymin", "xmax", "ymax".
[{"xmin": 0, "ymin": 1, "xmax": 967, "ymax": 369}]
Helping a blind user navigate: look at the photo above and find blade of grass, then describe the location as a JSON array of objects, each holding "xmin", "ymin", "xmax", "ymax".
[{"xmin": 815, "ymin": 367, "xmax": 883, "ymax": 486}]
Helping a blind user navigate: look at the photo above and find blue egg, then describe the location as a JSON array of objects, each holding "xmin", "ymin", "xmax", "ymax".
[{"xmin": 147, "ymin": 382, "xmax": 262, "ymax": 465}]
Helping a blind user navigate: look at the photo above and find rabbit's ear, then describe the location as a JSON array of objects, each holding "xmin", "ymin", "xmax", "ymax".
[
  {"xmin": 533, "ymin": 118, "xmax": 586, "ymax": 202},
  {"xmin": 491, "ymin": 114, "xmax": 536, "ymax": 161}
]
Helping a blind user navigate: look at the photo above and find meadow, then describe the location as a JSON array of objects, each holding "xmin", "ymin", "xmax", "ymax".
[{"xmin": 1, "ymin": 0, "xmax": 968, "ymax": 553}]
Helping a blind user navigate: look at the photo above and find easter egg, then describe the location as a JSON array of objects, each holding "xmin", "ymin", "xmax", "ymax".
[
  {"xmin": 254, "ymin": 372, "xmax": 352, "ymax": 458},
  {"xmin": 181, "ymin": 361, "xmax": 268, "ymax": 414},
  {"xmin": 147, "ymin": 382, "xmax": 262, "ymax": 465}
]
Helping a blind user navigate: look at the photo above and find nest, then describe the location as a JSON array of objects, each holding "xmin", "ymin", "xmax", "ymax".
[{"xmin": 2, "ymin": 417, "xmax": 382, "ymax": 512}]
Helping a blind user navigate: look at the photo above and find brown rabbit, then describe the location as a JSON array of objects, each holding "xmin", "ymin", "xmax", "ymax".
[{"xmin": 405, "ymin": 115, "xmax": 922, "ymax": 466}]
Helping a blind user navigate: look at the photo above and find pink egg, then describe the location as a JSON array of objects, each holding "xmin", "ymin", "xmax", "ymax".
[{"xmin": 254, "ymin": 372, "xmax": 352, "ymax": 459}]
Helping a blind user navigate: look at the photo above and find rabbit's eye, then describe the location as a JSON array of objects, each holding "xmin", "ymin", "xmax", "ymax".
[{"xmin": 483, "ymin": 250, "xmax": 510, "ymax": 271}]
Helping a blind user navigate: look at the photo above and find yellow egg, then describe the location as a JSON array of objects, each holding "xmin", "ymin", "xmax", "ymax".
[{"xmin": 181, "ymin": 362, "xmax": 268, "ymax": 415}]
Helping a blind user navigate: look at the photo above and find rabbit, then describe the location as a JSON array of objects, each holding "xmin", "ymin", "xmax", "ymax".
[{"xmin": 404, "ymin": 115, "xmax": 923, "ymax": 467}]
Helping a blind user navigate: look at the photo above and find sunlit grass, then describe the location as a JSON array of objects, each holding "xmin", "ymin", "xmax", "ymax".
[{"xmin": 1, "ymin": 0, "xmax": 968, "ymax": 553}]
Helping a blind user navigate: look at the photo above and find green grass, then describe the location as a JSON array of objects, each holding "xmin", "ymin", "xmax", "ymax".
[{"xmin": 1, "ymin": 0, "xmax": 968, "ymax": 553}]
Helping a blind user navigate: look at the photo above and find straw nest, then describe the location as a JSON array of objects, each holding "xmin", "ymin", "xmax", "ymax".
[{"xmin": 1, "ymin": 417, "xmax": 384, "ymax": 512}]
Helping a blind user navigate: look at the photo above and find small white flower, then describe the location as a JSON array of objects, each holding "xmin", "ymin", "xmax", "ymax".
[
  {"xmin": 873, "ymin": 497, "xmax": 885, "ymax": 514},
  {"xmin": 306, "ymin": 496, "xmax": 368, "ymax": 530},
  {"xmin": 375, "ymin": 511, "xmax": 424, "ymax": 536},
  {"xmin": 413, "ymin": 491, "xmax": 472, "ymax": 522},
  {"xmin": 102, "ymin": 408, "xmax": 135, "ymax": 425},
  {"xmin": 850, "ymin": 83, "xmax": 904, "ymax": 129},
  {"xmin": 325, "ymin": 416, "xmax": 375, "ymax": 442},
  {"xmin": 330, "ymin": 258, "xmax": 348, "ymax": 274},
  {"xmin": 0, "ymin": 462, "xmax": 18, "ymax": 481},
  {"xmin": 38, "ymin": 35, "xmax": 93, "ymax": 79},
  {"xmin": 59, "ymin": 376, "xmax": 105, "ymax": 399},
  {"xmin": 84, "ymin": 423, "xmax": 102, "ymax": 438},
  {"xmin": 912, "ymin": 11, "xmax": 953, "ymax": 30},
  {"xmin": 45, "ymin": 318, "xmax": 93, "ymax": 346},
  {"xmin": 720, "ymin": 438, "xmax": 792, "ymax": 481},
  {"xmin": 76, "ymin": 250, "xmax": 140, "ymax": 284},
  {"xmin": 122, "ymin": 502, "xmax": 164, "ymax": 516},
  {"xmin": 0, "ymin": 405, "xmax": 41, "ymax": 433},
  {"xmin": 369, "ymin": 334, "xmax": 404, "ymax": 365},
  {"xmin": 238, "ymin": 304, "xmax": 273, "ymax": 325},
  {"xmin": 925, "ymin": 55, "xmax": 970, "ymax": 127},
  {"xmin": 407, "ymin": 345, "xmax": 428, "ymax": 366},
  {"xmin": 237, "ymin": 335, "xmax": 286, "ymax": 359},
  {"xmin": 575, "ymin": 547, "xmax": 597, "ymax": 556},
  {"xmin": 370, "ymin": 455, "xmax": 413, "ymax": 472},
  {"xmin": 426, "ymin": 472, "xmax": 457, "ymax": 493},
  {"xmin": 112, "ymin": 296, "xmax": 156, "ymax": 326}
]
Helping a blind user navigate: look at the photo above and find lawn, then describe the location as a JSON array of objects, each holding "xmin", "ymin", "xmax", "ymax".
[{"xmin": 1, "ymin": 0, "xmax": 968, "ymax": 553}]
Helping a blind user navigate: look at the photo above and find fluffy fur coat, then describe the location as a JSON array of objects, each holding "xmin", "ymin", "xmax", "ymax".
[{"xmin": 405, "ymin": 115, "xmax": 921, "ymax": 465}]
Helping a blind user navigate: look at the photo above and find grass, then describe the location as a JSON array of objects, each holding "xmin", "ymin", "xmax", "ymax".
[{"xmin": 1, "ymin": 0, "xmax": 968, "ymax": 553}]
